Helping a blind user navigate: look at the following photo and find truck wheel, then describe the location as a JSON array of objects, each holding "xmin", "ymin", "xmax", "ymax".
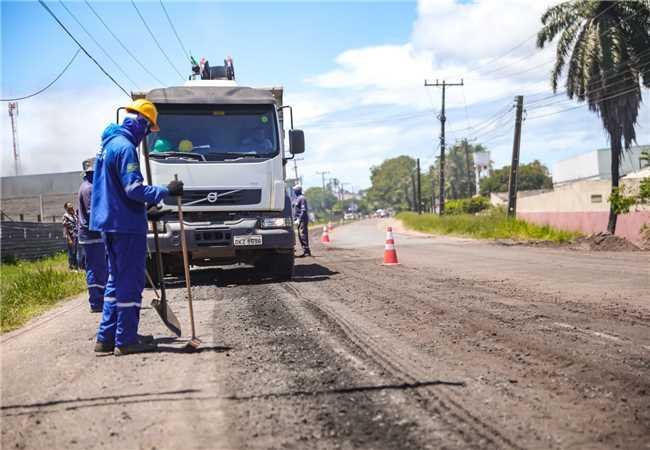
[
  {"xmin": 255, "ymin": 253, "xmax": 294, "ymax": 281},
  {"xmin": 274, "ymin": 253, "xmax": 295, "ymax": 281}
]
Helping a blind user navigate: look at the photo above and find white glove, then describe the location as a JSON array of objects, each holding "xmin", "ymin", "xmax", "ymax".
[{"xmin": 294, "ymin": 219, "xmax": 300, "ymax": 226}]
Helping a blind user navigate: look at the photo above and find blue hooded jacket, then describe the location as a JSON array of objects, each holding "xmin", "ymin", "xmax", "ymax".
[{"xmin": 90, "ymin": 119, "xmax": 169, "ymax": 234}]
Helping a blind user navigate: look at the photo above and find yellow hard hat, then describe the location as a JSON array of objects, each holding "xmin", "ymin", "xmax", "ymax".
[
  {"xmin": 178, "ymin": 139, "xmax": 193, "ymax": 152},
  {"xmin": 126, "ymin": 98, "xmax": 160, "ymax": 131}
]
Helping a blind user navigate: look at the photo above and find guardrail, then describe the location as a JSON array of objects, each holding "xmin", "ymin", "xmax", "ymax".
[{"xmin": 0, "ymin": 221, "xmax": 67, "ymax": 261}]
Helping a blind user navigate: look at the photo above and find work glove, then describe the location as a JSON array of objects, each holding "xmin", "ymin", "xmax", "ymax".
[
  {"xmin": 294, "ymin": 219, "xmax": 300, "ymax": 227},
  {"xmin": 167, "ymin": 179, "xmax": 184, "ymax": 197},
  {"xmin": 147, "ymin": 204, "xmax": 165, "ymax": 221}
]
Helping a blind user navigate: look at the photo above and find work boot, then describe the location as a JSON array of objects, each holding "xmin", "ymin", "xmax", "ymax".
[
  {"xmin": 298, "ymin": 251, "xmax": 312, "ymax": 257},
  {"xmin": 94, "ymin": 341, "xmax": 115, "ymax": 353},
  {"xmin": 114, "ymin": 341, "xmax": 157, "ymax": 356},
  {"xmin": 90, "ymin": 305, "xmax": 103, "ymax": 313}
]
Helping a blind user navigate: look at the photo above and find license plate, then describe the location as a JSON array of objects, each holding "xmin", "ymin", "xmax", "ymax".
[{"xmin": 233, "ymin": 234, "xmax": 263, "ymax": 246}]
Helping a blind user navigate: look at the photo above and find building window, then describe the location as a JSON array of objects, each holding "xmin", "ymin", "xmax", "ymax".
[{"xmin": 591, "ymin": 194, "xmax": 603, "ymax": 203}]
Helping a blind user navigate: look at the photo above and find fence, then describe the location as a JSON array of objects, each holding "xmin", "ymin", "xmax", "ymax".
[{"xmin": 0, "ymin": 221, "xmax": 67, "ymax": 261}]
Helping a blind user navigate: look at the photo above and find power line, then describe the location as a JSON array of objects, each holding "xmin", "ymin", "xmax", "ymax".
[
  {"xmin": 159, "ymin": 0, "xmax": 190, "ymax": 61},
  {"xmin": 526, "ymin": 85, "xmax": 644, "ymax": 121},
  {"xmin": 37, "ymin": 0, "xmax": 130, "ymax": 97},
  {"xmin": 131, "ymin": 0, "xmax": 185, "ymax": 80},
  {"xmin": 84, "ymin": 0, "xmax": 167, "ymax": 86},
  {"xmin": 1, "ymin": 49, "xmax": 80, "ymax": 101},
  {"xmin": 58, "ymin": 0, "xmax": 140, "ymax": 90}
]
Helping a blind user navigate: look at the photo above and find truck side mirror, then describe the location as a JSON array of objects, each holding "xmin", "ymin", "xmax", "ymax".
[{"xmin": 289, "ymin": 129, "xmax": 305, "ymax": 154}]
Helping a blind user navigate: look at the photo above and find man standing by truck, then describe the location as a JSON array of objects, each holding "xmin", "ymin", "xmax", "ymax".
[
  {"xmin": 62, "ymin": 202, "xmax": 79, "ymax": 271},
  {"xmin": 91, "ymin": 99, "xmax": 184, "ymax": 356},
  {"xmin": 292, "ymin": 185, "xmax": 311, "ymax": 257},
  {"xmin": 78, "ymin": 157, "xmax": 106, "ymax": 313}
]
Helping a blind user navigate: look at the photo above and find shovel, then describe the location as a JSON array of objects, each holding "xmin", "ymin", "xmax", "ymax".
[
  {"xmin": 175, "ymin": 174, "xmax": 201, "ymax": 350},
  {"xmin": 145, "ymin": 268, "xmax": 181, "ymax": 337},
  {"xmin": 140, "ymin": 135, "xmax": 181, "ymax": 337}
]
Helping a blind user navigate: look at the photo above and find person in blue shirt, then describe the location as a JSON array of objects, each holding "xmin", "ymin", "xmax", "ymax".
[
  {"xmin": 292, "ymin": 185, "xmax": 311, "ymax": 257},
  {"xmin": 77, "ymin": 157, "xmax": 106, "ymax": 313},
  {"xmin": 90, "ymin": 99, "xmax": 184, "ymax": 356}
]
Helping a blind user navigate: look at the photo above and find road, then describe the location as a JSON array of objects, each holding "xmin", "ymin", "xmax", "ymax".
[{"xmin": 2, "ymin": 218, "xmax": 649, "ymax": 450}]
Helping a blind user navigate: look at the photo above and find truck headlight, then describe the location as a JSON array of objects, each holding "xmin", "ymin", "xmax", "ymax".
[
  {"xmin": 260, "ymin": 217, "xmax": 292, "ymax": 228},
  {"xmin": 147, "ymin": 221, "xmax": 166, "ymax": 233}
]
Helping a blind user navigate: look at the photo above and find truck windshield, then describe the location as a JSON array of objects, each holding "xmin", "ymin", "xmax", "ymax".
[{"xmin": 146, "ymin": 105, "xmax": 278, "ymax": 161}]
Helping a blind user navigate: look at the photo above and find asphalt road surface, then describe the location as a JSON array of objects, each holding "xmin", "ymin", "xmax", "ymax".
[{"xmin": 2, "ymin": 219, "xmax": 649, "ymax": 450}]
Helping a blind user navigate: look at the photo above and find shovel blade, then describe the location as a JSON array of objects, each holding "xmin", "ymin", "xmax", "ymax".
[{"xmin": 151, "ymin": 298, "xmax": 182, "ymax": 337}]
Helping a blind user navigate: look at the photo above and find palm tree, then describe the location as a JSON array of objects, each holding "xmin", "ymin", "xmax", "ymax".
[{"xmin": 537, "ymin": 0, "xmax": 650, "ymax": 233}]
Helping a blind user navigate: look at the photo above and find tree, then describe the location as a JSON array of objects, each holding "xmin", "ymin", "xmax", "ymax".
[
  {"xmin": 429, "ymin": 141, "xmax": 486, "ymax": 200},
  {"xmin": 537, "ymin": 0, "xmax": 650, "ymax": 233},
  {"xmin": 366, "ymin": 156, "xmax": 416, "ymax": 211},
  {"xmin": 304, "ymin": 187, "xmax": 336, "ymax": 220},
  {"xmin": 479, "ymin": 160, "xmax": 553, "ymax": 195}
]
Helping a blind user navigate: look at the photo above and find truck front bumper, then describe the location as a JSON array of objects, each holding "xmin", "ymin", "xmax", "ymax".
[{"xmin": 146, "ymin": 218, "xmax": 294, "ymax": 260}]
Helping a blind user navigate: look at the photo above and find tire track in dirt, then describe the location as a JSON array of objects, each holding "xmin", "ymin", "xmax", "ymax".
[{"xmin": 280, "ymin": 282, "xmax": 523, "ymax": 450}]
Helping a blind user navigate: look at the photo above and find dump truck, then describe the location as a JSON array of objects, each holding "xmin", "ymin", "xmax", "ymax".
[{"xmin": 134, "ymin": 59, "xmax": 305, "ymax": 281}]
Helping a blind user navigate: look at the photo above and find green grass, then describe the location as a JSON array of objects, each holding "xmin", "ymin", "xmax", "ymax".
[
  {"xmin": 0, "ymin": 253, "xmax": 86, "ymax": 333},
  {"xmin": 397, "ymin": 209, "xmax": 582, "ymax": 243}
]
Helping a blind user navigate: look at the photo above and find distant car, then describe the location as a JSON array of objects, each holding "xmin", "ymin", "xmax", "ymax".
[{"xmin": 343, "ymin": 212, "xmax": 355, "ymax": 221}]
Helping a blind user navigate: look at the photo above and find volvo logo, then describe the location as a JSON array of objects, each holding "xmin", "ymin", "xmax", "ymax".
[{"xmin": 206, "ymin": 192, "xmax": 219, "ymax": 203}]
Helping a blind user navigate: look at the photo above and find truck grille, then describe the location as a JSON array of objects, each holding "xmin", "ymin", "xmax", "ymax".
[
  {"xmin": 195, "ymin": 229, "xmax": 232, "ymax": 247},
  {"xmin": 164, "ymin": 189, "xmax": 262, "ymax": 207}
]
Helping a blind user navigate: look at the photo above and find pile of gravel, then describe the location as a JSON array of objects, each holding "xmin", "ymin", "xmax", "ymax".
[{"xmin": 574, "ymin": 232, "xmax": 641, "ymax": 251}]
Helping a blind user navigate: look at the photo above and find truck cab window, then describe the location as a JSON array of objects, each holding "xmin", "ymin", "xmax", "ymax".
[{"xmin": 146, "ymin": 105, "xmax": 279, "ymax": 162}]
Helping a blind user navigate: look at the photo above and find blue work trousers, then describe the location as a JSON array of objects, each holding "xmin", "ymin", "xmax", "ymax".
[
  {"xmin": 80, "ymin": 240, "xmax": 107, "ymax": 310},
  {"xmin": 297, "ymin": 220, "xmax": 310, "ymax": 252},
  {"xmin": 96, "ymin": 232, "xmax": 146, "ymax": 348}
]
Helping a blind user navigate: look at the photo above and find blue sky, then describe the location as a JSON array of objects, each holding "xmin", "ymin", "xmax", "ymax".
[{"xmin": 2, "ymin": 0, "xmax": 649, "ymax": 189}]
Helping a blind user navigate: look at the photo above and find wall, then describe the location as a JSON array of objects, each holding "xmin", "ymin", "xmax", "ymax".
[
  {"xmin": 0, "ymin": 221, "xmax": 67, "ymax": 261},
  {"xmin": 1, "ymin": 171, "xmax": 82, "ymax": 199},
  {"xmin": 517, "ymin": 178, "xmax": 650, "ymax": 243},
  {"xmin": 553, "ymin": 146, "xmax": 647, "ymax": 185}
]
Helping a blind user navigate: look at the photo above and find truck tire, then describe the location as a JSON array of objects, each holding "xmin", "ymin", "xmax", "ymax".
[{"xmin": 255, "ymin": 253, "xmax": 294, "ymax": 281}]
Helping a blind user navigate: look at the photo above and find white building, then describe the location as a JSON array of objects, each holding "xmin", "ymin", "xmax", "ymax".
[{"xmin": 553, "ymin": 145, "xmax": 648, "ymax": 186}]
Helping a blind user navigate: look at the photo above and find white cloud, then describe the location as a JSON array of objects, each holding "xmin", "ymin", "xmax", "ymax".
[{"xmin": 1, "ymin": 89, "xmax": 123, "ymax": 177}]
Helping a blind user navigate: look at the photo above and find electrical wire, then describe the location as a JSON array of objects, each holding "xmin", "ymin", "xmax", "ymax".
[
  {"xmin": 130, "ymin": 0, "xmax": 185, "ymax": 80},
  {"xmin": 526, "ymin": 85, "xmax": 643, "ymax": 120},
  {"xmin": 58, "ymin": 0, "xmax": 140, "ymax": 90},
  {"xmin": 159, "ymin": 0, "xmax": 190, "ymax": 61},
  {"xmin": 84, "ymin": 0, "xmax": 167, "ymax": 86},
  {"xmin": 38, "ymin": 0, "xmax": 130, "ymax": 97},
  {"xmin": 1, "ymin": 49, "xmax": 81, "ymax": 101}
]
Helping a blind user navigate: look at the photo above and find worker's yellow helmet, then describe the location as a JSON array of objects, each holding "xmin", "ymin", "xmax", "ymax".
[{"xmin": 126, "ymin": 99, "xmax": 160, "ymax": 132}]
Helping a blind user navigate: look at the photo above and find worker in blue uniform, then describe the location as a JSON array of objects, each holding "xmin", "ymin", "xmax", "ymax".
[
  {"xmin": 292, "ymin": 185, "xmax": 311, "ymax": 257},
  {"xmin": 77, "ymin": 157, "xmax": 106, "ymax": 313},
  {"xmin": 91, "ymin": 99, "xmax": 184, "ymax": 356}
]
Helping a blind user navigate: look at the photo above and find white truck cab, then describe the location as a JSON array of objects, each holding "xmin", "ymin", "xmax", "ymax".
[{"xmin": 137, "ymin": 74, "xmax": 305, "ymax": 280}]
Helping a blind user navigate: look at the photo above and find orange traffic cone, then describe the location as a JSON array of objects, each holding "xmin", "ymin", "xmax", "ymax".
[
  {"xmin": 321, "ymin": 225, "xmax": 331, "ymax": 244},
  {"xmin": 327, "ymin": 221, "xmax": 333, "ymax": 233},
  {"xmin": 382, "ymin": 226, "xmax": 399, "ymax": 265}
]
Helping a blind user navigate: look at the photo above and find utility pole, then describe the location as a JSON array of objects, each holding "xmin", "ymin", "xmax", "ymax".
[
  {"xmin": 424, "ymin": 79, "xmax": 464, "ymax": 214},
  {"xmin": 462, "ymin": 139, "xmax": 472, "ymax": 197},
  {"xmin": 416, "ymin": 158, "xmax": 422, "ymax": 214},
  {"xmin": 292, "ymin": 157, "xmax": 304, "ymax": 184},
  {"xmin": 8, "ymin": 102, "xmax": 21, "ymax": 176},
  {"xmin": 507, "ymin": 95, "xmax": 524, "ymax": 218},
  {"xmin": 411, "ymin": 174, "xmax": 417, "ymax": 212},
  {"xmin": 316, "ymin": 170, "xmax": 331, "ymax": 218}
]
